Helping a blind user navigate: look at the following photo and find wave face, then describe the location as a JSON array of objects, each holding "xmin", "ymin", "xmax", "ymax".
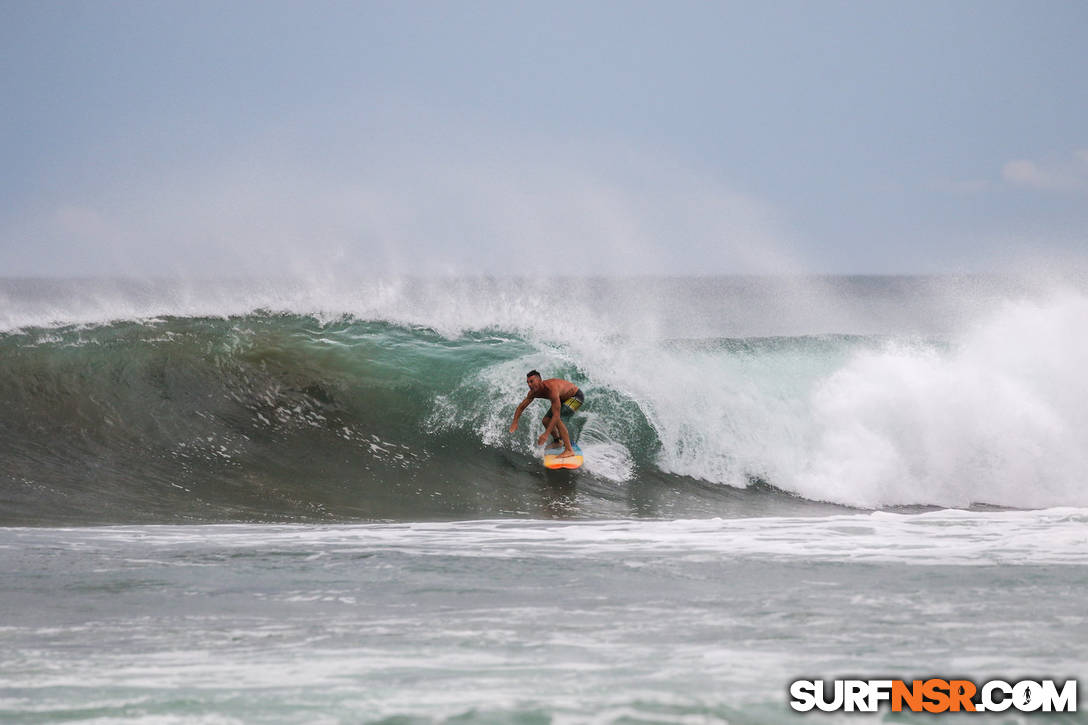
[{"xmin": 1, "ymin": 276, "xmax": 1086, "ymax": 523}]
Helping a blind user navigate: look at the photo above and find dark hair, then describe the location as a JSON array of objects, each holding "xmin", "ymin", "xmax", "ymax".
[{"xmin": 526, "ymin": 370, "xmax": 541, "ymax": 379}]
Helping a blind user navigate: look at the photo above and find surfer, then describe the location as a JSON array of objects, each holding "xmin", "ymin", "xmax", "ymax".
[{"xmin": 508, "ymin": 370, "xmax": 584, "ymax": 458}]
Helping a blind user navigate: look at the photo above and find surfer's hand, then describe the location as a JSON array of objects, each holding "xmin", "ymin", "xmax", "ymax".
[
  {"xmin": 537, "ymin": 433, "xmax": 548, "ymax": 445},
  {"xmin": 509, "ymin": 422, "xmax": 518, "ymax": 433}
]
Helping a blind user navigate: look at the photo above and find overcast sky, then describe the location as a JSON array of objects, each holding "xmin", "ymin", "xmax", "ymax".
[{"xmin": 2, "ymin": 0, "xmax": 1086, "ymax": 276}]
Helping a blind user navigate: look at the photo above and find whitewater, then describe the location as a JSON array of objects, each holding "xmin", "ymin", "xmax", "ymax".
[{"xmin": 1, "ymin": 275, "xmax": 1086, "ymax": 723}]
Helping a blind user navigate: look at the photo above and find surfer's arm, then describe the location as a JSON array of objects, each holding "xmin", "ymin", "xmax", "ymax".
[{"xmin": 508, "ymin": 395, "xmax": 533, "ymax": 432}]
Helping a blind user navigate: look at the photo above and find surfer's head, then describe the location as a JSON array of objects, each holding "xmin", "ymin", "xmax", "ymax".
[{"xmin": 526, "ymin": 370, "xmax": 542, "ymax": 392}]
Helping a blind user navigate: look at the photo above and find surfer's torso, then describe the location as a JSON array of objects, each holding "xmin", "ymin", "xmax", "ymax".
[{"xmin": 533, "ymin": 378, "xmax": 580, "ymax": 401}]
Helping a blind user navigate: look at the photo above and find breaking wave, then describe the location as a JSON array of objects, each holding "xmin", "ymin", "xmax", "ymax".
[{"xmin": 2, "ymin": 277, "xmax": 1086, "ymax": 523}]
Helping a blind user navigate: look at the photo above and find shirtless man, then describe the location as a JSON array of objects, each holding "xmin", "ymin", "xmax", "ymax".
[{"xmin": 508, "ymin": 370, "xmax": 584, "ymax": 458}]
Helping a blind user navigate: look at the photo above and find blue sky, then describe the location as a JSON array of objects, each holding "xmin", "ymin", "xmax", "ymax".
[{"xmin": 2, "ymin": 0, "xmax": 1086, "ymax": 276}]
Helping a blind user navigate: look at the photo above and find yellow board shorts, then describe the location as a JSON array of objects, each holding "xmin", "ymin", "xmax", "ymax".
[
  {"xmin": 544, "ymin": 389, "xmax": 584, "ymax": 421},
  {"xmin": 559, "ymin": 389, "xmax": 584, "ymax": 419}
]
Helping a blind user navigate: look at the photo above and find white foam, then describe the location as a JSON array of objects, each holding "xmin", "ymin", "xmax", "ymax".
[
  {"xmin": 793, "ymin": 292, "xmax": 1088, "ymax": 507},
  {"xmin": 546, "ymin": 290, "xmax": 1088, "ymax": 507},
  {"xmin": 578, "ymin": 438, "xmax": 635, "ymax": 482},
  {"xmin": 11, "ymin": 508, "xmax": 1087, "ymax": 566}
]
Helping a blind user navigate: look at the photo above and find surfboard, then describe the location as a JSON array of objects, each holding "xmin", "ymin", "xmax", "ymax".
[{"xmin": 543, "ymin": 443, "xmax": 583, "ymax": 470}]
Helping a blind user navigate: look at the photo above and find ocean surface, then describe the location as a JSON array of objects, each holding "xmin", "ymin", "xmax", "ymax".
[{"xmin": 1, "ymin": 276, "xmax": 1086, "ymax": 723}]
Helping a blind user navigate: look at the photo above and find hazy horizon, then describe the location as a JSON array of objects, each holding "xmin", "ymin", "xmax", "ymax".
[{"xmin": 3, "ymin": 1, "xmax": 1087, "ymax": 278}]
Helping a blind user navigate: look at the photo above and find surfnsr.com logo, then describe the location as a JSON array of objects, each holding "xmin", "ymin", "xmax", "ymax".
[{"xmin": 789, "ymin": 679, "xmax": 1078, "ymax": 713}]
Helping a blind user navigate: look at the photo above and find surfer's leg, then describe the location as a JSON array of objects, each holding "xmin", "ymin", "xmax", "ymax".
[
  {"xmin": 555, "ymin": 392, "xmax": 582, "ymax": 456},
  {"xmin": 556, "ymin": 420, "xmax": 575, "ymax": 457}
]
